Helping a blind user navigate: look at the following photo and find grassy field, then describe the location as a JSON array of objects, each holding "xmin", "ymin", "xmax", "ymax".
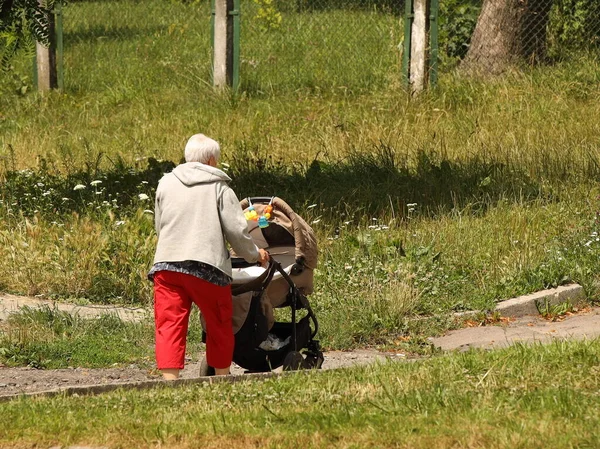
[
  {"xmin": 1, "ymin": 339, "xmax": 599, "ymax": 448},
  {"xmin": 1, "ymin": 2, "xmax": 600, "ymax": 447},
  {"xmin": 1, "ymin": 0, "xmax": 600, "ymax": 354}
]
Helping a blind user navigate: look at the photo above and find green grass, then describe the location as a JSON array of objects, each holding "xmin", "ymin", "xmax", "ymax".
[
  {"xmin": 0, "ymin": 305, "xmax": 204, "ymax": 369},
  {"xmin": 0, "ymin": 306, "xmax": 151, "ymax": 368},
  {"xmin": 0, "ymin": 3, "xmax": 599, "ymax": 446},
  {"xmin": 1, "ymin": 339, "xmax": 599, "ymax": 448},
  {"xmin": 1, "ymin": 0, "xmax": 600, "ymax": 356}
]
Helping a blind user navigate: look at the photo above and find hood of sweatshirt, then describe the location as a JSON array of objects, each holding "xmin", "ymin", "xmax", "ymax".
[{"xmin": 171, "ymin": 162, "xmax": 232, "ymax": 186}]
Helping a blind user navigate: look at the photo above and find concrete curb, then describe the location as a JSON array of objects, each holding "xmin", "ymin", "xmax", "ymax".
[
  {"xmin": 494, "ymin": 283, "xmax": 585, "ymax": 317},
  {"xmin": 454, "ymin": 283, "xmax": 586, "ymax": 319},
  {"xmin": 0, "ymin": 370, "xmax": 285, "ymax": 403}
]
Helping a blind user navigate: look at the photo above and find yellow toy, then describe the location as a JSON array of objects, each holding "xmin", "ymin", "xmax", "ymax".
[{"xmin": 245, "ymin": 198, "xmax": 274, "ymax": 229}]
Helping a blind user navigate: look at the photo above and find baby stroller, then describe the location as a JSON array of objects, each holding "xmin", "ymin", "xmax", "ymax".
[{"xmin": 200, "ymin": 196, "xmax": 324, "ymax": 375}]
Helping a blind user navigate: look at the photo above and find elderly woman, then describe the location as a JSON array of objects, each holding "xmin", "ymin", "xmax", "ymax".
[{"xmin": 149, "ymin": 134, "xmax": 269, "ymax": 379}]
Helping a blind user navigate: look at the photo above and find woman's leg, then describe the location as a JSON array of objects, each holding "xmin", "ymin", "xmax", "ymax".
[
  {"xmin": 154, "ymin": 271, "xmax": 193, "ymax": 380},
  {"xmin": 187, "ymin": 278, "xmax": 234, "ymax": 375}
]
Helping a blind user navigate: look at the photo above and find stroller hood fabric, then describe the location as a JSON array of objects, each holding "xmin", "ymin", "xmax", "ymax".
[{"xmin": 238, "ymin": 197, "xmax": 318, "ymax": 271}]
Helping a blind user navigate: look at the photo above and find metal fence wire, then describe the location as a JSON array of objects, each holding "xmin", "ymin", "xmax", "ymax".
[
  {"xmin": 239, "ymin": 0, "xmax": 403, "ymax": 92},
  {"xmin": 55, "ymin": 0, "xmax": 600, "ymax": 94}
]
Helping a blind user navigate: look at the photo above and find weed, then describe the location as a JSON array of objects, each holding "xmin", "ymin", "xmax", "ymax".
[{"xmin": 536, "ymin": 299, "xmax": 575, "ymax": 321}]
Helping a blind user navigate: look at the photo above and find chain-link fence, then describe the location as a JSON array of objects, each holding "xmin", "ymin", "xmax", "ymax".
[
  {"xmin": 243, "ymin": 0, "xmax": 600, "ymax": 88},
  {"xmin": 7, "ymin": 0, "xmax": 600, "ymax": 94},
  {"xmin": 59, "ymin": 0, "xmax": 212, "ymax": 94},
  {"xmin": 240, "ymin": 0, "xmax": 403, "ymax": 92}
]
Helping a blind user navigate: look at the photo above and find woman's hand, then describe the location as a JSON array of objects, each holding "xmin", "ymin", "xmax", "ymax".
[{"xmin": 258, "ymin": 248, "xmax": 270, "ymax": 267}]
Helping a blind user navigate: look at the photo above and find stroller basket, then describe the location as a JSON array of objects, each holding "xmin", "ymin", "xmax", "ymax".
[{"xmin": 231, "ymin": 258, "xmax": 320, "ymax": 372}]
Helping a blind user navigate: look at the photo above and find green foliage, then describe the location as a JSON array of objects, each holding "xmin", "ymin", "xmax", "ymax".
[
  {"xmin": 438, "ymin": 0, "xmax": 480, "ymax": 64},
  {"xmin": 0, "ymin": 0, "xmax": 54, "ymax": 69},
  {"xmin": 548, "ymin": 0, "xmax": 600, "ymax": 55},
  {"xmin": 253, "ymin": 0, "xmax": 282, "ymax": 32}
]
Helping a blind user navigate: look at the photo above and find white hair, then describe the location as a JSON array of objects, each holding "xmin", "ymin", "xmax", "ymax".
[{"xmin": 184, "ymin": 134, "xmax": 221, "ymax": 164}]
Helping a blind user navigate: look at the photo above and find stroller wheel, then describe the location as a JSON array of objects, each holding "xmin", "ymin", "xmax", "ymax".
[
  {"xmin": 282, "ymin": 351, "xmax": 305, "ymax": 371},
  {"xmin": 199, "ymin": 356, "xmax": 215, "ymax": 377},
  {"xmin": 304, "ymin": 351, "xmax": 324, "ymax": 369}
]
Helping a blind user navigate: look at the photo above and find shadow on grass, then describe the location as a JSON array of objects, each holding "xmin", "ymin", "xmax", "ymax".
[
  {"xmin": 0, "ymin": 146, "xmax": 548, "ymax": 220},
  {"xmin": 65, "ymin": 25, "xmax": 164, "ymax": 44},
  {"xmin": 229, "ymin": 145, "xmax": 546, "ymax": 220},
  {"xmin": 0, "ymin": 155, "xmax": 175, "ymax": 217}
]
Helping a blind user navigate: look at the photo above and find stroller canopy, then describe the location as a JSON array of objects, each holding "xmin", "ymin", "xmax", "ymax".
[{"xmin": 237, "ymin": 197, "xmax": 318, "ymax": 271}]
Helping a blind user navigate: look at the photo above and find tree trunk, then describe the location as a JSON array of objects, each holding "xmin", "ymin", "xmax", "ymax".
[{"xmin": 461, "ymin": 0, "xmax": 553, "ymax": 76}]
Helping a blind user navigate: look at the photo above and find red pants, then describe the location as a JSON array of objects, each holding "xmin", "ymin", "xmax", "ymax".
[{"xmin": 153, "ymin": 270, "xmax": 234, "ymax": 370}]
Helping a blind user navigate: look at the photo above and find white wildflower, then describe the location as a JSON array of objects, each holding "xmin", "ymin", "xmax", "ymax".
[
  {"xmin": 138, "ymin": 193, "xmax": 149, "ymax": 201},
  {"xmin": 73, "ymin": 184, "xmax": 86, "ymax": 191},
  {"xmin": 90, "ymin": 180, "xmax": 102, "ymax": 186},
  {"xmin": 143, "ymin": 209, "xmax": 154, "ymax": 214},
  {"xmin": 307, "ymin": 204, "xmax": 317, "ymax": 209},
  {"xmin": 115, "ymin": 221, "xmax": 126, "ymax": 227}
]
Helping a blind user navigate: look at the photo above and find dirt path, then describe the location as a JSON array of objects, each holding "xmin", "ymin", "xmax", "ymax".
[
  {"xmin": 0, "ymin": 293, "xmax": 391, "ymax": 398},
  {"xmin": 1, "ymin": 293, "xmax": 599, "ymax": 399},
  {"xmin": 0, "ymin": 349, "xmax": 390, "ymax": 398},
  {"xmin": 0, "ymin": 293, "xmax": 148, "ymax": 322},
  {"xmin": 431, "ymin": 306, "xmax": 600, "ymax": 350}
]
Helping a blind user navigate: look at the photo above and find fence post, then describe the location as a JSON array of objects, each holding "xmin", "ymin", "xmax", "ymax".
[
  {"xmin": 403, "ymin": 0, "xmax": 438, "ymax": 93},
  {"xmin": 55, "ymin": 0, "xmax": 64, "ymax": 90},
  {"xmin": 35, "ymin": 0, "xmax": 58, "ymax": 91},
  {"xmin": 231, "ymin": 0, "xmax": 240, "ymax": 91},
  {"xmin": 402, "ymin": 0, "xmax": 414, "ymax": 87},
  {"xmin": 429, "ymin": 0, "xmax": 439, "ymax": 87},
  {"xmin": 211, "ymin": 0, "xmax": 215, "ymax": 85},
  {"xmin": 409, "ymin": 0, "xmax": 428, "ymax": 93},
  {"xmin": 213, "ymin": 0, "xmax": 240, "ymax": 91}
]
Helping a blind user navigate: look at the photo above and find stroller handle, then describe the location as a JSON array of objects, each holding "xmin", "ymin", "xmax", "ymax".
[
  {"xmin": 231, "ymin": 252, "xmax": 272, "ymax": 269},
  {"xmin": 231, "ymin": 259, "xmax": 260, "ymax": 269},
  {"xmin": 246, "ymin": 197, "xmax": 275, "ymax": 204}
]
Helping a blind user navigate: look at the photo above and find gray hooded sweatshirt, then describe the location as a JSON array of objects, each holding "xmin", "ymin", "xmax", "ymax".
[{"xmin": 153, "ymin": 162, "xmax": 260, "ymax": 277}]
